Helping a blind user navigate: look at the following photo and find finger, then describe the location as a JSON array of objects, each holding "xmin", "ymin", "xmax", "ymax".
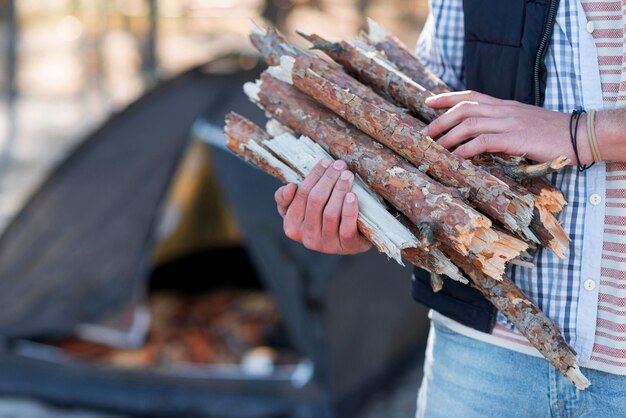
[
  {"xmin": 436, "ymin": 117, "xmax": 510, "ymax": 150},
  {"xmin": 424, "ymin": 90, "xmax": 503, "ymax": 109},
  {"xmin": 424, "ymin": 101, "xmax": 503, "ymax": 138},
  {"xmin": 452, "ymin": 134, "xmax": 504, "ymax": 159},
  {"xmin": 338, "ymin": 192, "xmax": 371, "ymax": 254},
  {"xmin": 285, "ymin": 158, "xmax": 332, "ymax": 226},
  {"xmin": 302, "ymin": 160, "xmax": 347, "ymax": 248},
  {"xmin": 321, "ymin": 170, "xmax": 354, "ymax": 245},
  {"xmin": 275, "ymin": 183, "xmax": 297, "ymax": 218}
]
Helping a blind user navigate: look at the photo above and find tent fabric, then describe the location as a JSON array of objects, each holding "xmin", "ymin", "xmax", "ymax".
[{"xmin": 0, "ymin": 66, "xmax": 253, "ymax": 341}]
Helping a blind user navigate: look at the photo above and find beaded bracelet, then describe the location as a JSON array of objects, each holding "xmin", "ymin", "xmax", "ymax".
[{"xmin": 569, "ymin": 108, "xmax": 595, "ymax": 172}]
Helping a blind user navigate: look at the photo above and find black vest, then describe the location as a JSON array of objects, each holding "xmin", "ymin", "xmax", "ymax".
[{"xmin": 412, "ymin": 0, "xmax": 560, "ymax": 333}]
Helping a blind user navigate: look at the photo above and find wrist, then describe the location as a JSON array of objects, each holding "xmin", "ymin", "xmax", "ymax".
[
  {"xmin": 595, "ymin": 109, "xmax": 622, "ymax": 162},
  {"xmin": 568, "ymin": 111, "xmax": 594, "ymax": 166}
]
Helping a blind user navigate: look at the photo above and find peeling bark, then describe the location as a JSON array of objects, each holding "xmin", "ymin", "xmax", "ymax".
[
  {"xmin": 249, "ymin": 22, "xmax": 405, "ymax": 114},
  {"xmin": 363, "ymin": 18, "xmax": 451, "ymax": 95},
  {"xmin": 298, "ymin": 31, "xmax": 443, "ymax": 123}
]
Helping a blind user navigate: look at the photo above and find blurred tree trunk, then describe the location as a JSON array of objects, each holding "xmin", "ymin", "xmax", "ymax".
[{"xmin": 2, "ymin": 0, "xmax": 18, "ymax": 171}]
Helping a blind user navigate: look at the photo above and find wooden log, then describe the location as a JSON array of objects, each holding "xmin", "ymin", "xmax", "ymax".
[
  {"xmin": 269, "ymin": 56, "xmax": 538, "ymax": 243},
  {"xmin": 488, "ymin": 153, "xmax": 571, "ymax": 182},
  {"xmin": 297, "ymin": 30, "xmax": 443, "ymax": 124},
  {"xmin": 363, "ymin": 18, "xmax": 451, "ymax": 95},
  {"xmin": 224, "ymin": 112, "xmax": 465, "ymax": 276},
  {"xmin": 224, "ymin": 112, "xmax": 301, "ymax": 185},
  {"xmin": 473, "ymin": 156, "xmax": 570, "ymax": 258},
  {"xmin": 443, "ymin": 246, "xmax": 589, "ymax": 390},
  {"xmin": 249, "ymin": 21, "xmax": 405, "ymax": 115},
  {"xmin": 249, "ymin": 20, "xmax": 302, "ymax": 66}
]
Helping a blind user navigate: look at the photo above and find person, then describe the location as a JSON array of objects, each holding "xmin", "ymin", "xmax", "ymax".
[{"xmin": 275, "ymin": 0, "xmax": 626, "ymax": 416}]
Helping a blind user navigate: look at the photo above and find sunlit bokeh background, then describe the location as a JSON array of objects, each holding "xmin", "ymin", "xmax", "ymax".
[
  {"xmin": 0, "ymin": 0, "xmax": 428, "ymax": 231},
  {"xmin": 0, "ymin": 3, "xmax": 432, "ymax": 416}
]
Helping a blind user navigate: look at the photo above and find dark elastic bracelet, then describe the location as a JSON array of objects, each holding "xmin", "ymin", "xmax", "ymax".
[{"xmin": 569, "ymin": 108, "xmax": 594, "ymax": 172}]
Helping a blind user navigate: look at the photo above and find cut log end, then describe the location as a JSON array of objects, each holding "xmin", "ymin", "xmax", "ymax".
[
  {"xmin": 530, "ymin": 180, "xmax": 568, "ymax": 213},
  {"xmin": 534, "ymin": 205, "xmax": 570, "ymax": 259},
  {"xmin": 566, "ymin": 364, "xmax": 591, "ymax": 390},
  {"xmin": 469, "ymin": 228, "xmax": 529, "ymax": 281},
  {"xmin": 504, "ymin": 194, "xmax": 539, "ymax": 243}
]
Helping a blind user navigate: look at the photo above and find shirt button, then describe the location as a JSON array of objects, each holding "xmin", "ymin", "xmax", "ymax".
[
  {"xmin": 589, "ymin": 193, "xmax": 602, "ymax": 206},
  {"xmin": 587, "ymin": 21, "xmax": 595, "ymax": 33},
  {"xmin": 584, "ymin": 279, "xmax": 596, "ymax": 291}
]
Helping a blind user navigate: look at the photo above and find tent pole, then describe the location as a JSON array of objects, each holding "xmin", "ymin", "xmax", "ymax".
[{"xmin": 141, "ymin": 0, "xmax": 158, "ymax": 86}]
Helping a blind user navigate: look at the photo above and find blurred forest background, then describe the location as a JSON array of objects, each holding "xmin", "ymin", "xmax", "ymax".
[{"xmin": 0, "ymin": 0, "xmax": 428, "ymax": 232}]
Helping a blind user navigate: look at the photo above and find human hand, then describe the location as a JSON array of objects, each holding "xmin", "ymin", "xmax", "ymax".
[
  {"xmin": 274, "ymin": 158, "xmax": 372, "ymax": 255},
  {"xmin": 423, "ymin": 90, "xmax": 593, "ymax": 164}
]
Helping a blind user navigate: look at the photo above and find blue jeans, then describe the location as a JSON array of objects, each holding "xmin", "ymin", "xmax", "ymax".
[{"xmin": 416, "ymin": 321, "xmax": 626, "ymax": 418}]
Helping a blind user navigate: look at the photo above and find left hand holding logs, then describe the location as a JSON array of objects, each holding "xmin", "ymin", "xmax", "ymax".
[{"xmin": 424, "ymin": 90, "xmax": 593, "ymax": 164}]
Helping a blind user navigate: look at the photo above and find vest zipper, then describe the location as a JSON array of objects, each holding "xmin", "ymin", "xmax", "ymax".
[{"xmin": 533, "ymin": 0, "xmax": 559, "ymax": 106}]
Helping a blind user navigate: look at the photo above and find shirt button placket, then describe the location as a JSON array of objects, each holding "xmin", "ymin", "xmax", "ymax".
[{"xmin": 583, "ymin": 279, "xmax": 596, "ymax": 291}]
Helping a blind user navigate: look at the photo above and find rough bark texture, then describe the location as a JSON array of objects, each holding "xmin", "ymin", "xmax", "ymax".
[
  {"xmin": 249, "ymin": 23, "xmax": 405, "ymax": 115},
  {"xmin": 473, "ymin": 156, "xmax": 569, "ymax": 258},
  {"xmin": 225, "ymin": 112, "xmax": 467, "ymax": 279},
  {"xmin": 250, "ymin": 74, "xmax": 500, "ymax": 257},
  {"xmin": 363, "ymin": 18, "xmax": 451, "ymax": 95},
  {"xmin": 443, "ymin": 246, "xmax": 589, "ymax": 389},
  {"xmin": 298, "ymin": 31, "xmax": 443, "ymax": 123},
  {"xmin": 280, "ymin": 57, "xmax": 536, "ymax": 241}
]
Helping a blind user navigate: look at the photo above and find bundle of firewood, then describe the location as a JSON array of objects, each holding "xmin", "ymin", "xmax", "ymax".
[{"xmin": 222, "ymin": 19, "xmax": 589, "ymax": 389}]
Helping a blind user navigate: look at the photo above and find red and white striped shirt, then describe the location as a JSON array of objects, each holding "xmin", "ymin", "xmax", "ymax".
[{"xmin": 582, "ymin": 0, "xmax": 626, "ymax": 370}]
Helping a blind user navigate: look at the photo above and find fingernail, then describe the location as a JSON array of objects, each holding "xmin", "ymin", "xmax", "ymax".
[
  {"xmin": 333, "ymin": 160, "xmax": 346, "ymax": 170},
  {"xmin": 341, "ymin": 170, "xmax": 353, "ymax": 180},
  {"xmin": 321, "ymin": 158, "xmax": 332, "ymax": 168},
  {"xmin": 425, "ymin": 96, "xmax": 434, "ymax": 103},
  {"xmin": 345, "ymin": 193, "xmax": 355, "ymax": 203},
  {"xmin": 422, "ymin": 126, "xmax": 430, "ymax": 137}
]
